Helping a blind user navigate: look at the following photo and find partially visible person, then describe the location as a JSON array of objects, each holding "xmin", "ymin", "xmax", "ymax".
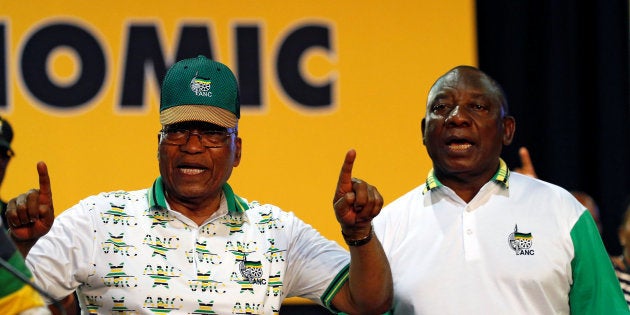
[
  {"xmin": 572, "ymin": 190, "xmax": 602, "ymax": 234},
  {"xmin": 0, "ymin": 221, "xmax": 49, "ymax": 314},
  {"xmin": 0, "ymin": 118, "xmax": 69, "ymax": 314},
  {"xmin": 0, "ymin": 116, "xmax": 14, "ymax": 229},
  {"xmin": 513, "ymin": 146, "xmax": 603, "ymax": 234},
  {"xmin": 373, "ymin": 65, "xmax": 628, "ymax": 314},
  {"xmin": 6, "ymin": 56, "xmax": 392, "ymax": 314},
  {"xmin": 611, "ymin": 198, "xmax": 630, "ymax": 308}
]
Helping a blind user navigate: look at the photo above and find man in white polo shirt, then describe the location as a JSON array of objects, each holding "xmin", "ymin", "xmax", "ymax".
[{"xmin": 373, "ymin": 65, "xmax": 628, "ymax": 314}]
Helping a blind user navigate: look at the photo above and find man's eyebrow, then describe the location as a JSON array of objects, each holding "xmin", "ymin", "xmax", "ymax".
[
  {"xmin": 431, "ymin": 92, "xmax": 452, "ymax": 101},
  {"xmin": 465, "ymin": 92, "xmax": 492, "ymax": 102}
]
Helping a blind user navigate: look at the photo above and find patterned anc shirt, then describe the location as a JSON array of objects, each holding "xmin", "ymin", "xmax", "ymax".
[{"xmin": 26, "ymin": 178, "xmax": 351, "ymax": 314}]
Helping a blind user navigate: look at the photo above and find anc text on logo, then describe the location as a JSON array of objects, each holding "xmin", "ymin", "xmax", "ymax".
[{"xmin": 508, "ymin": 225, "xmax": 535, "ymax": 256}]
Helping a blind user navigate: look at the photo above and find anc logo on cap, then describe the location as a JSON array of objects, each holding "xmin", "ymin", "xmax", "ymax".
[
  {"xmin": 190, "ymin": 73, "xmax": 212, "ymax": 97},
  {"xmin": 508, "ymin": 225, "xmax": 535, "ymax": 255}
]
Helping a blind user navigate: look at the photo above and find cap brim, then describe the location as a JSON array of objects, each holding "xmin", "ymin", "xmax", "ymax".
[{"xmin": 160, "ymin": 105, "xmax": 238, "ymax": 128}]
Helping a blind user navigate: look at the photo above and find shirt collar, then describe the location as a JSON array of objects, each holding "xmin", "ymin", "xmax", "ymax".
[
  {"xmin": 147, "ymin": 176, "xmax": 249, "ymax": 213},
  {"xmin": 423, "ymin": 158, "xmax": 510, "ymax": 194}
]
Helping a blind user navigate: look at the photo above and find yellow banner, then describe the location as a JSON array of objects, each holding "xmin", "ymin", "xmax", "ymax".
[{"xmin": 1, "ymin": 1, "xmax": 475, "ymax": 248}]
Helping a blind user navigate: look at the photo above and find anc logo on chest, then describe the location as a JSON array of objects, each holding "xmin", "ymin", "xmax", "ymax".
[
  {"xmin": 240, "ymin": 257, "xmax": 266, "ymax": 285},
  {"xmin": 508, "ymin": 225, "xmax": 535, "ymax": 255}
]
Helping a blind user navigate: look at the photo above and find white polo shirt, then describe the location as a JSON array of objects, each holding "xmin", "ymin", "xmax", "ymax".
[
  {"xmin": 373, "ymin": 160, "xmax": 627, "ymax": 314},
  {"xmin": 26, "ymin": 178, "xmax": 350, "ymax": 314}
]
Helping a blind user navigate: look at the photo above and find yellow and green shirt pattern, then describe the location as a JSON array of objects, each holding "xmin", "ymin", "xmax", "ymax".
[{"xmin": 26, "ymin": 178, "xmax": 351, "ymax": 314}]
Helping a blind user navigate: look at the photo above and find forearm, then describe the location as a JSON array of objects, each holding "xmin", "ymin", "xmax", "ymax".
[
  {"xmin": 50, "ymin": 293, "xmax": 79, "ymax": 315},
  {"xmin": 330, "ymin": 150, "xmax": 392, "ymax": 313},
  {"xmin": 334, "ymin": 227, "xmax": 393, "ymax": 314},
  {"xmin": 9, "ymin": 231, "xmax": 38, "ymax": 258}
]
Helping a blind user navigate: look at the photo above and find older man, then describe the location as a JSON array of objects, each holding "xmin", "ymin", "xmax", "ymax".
[{"xmin": 6, "ymin": 55, "xmax": 392, "ymax": 314}]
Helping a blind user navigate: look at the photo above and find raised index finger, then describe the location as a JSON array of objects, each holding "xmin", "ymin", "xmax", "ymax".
[
  {"xmin": 36, "ymin": 161, "xmax": 52, "ymax": 207},
  {"xmin": 518, "ymin": 147, "xmax": 532, "ymax": 168},
  {"xmin": 518, "ymin": 147, "xmax": 537, "ymax": 177},
  {"xmin": 334, "ymin": 149, "xmax": 356, "ymax": 201}
]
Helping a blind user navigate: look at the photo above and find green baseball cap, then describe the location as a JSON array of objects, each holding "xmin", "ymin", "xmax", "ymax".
[{"xmin": 160, "ymin": 55, "xmax": 240, "ymax": 128}]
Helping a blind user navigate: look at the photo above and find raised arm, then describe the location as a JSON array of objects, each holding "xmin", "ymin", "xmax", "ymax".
[
  {"xmin": 5, "ymin": 161, "xmax": 55, "ymax": 257},
  {"xmin": 331, "ymin": 149, "xmax": 393, "ymax": 314}
]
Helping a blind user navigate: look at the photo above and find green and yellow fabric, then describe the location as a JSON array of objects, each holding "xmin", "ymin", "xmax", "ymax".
[{"xmin": 0, "ymin": 227, "xmax": 46, "ymax": 313}]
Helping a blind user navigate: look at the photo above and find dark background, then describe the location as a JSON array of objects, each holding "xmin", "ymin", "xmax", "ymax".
[
  {"xmin": 283, "ymin": 0, "xmax": 630, "ymax": 313},
  {"xmin": 478, "ymin": 0, "xmax": 630, "ymax": 256}
]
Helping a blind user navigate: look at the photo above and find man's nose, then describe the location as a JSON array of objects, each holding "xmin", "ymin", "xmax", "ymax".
[
  {"xmin": 181, "ymin": 131, "xmax": 205, "ymax": 152},
  {"xmin": 445, "ymin": 105, "xmax": 470, "ymax": 126}
]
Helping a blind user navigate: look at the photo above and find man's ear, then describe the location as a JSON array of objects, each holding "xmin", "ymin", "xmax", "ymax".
[
  {"xmin": 502, "ymin": 116, "xmax": 516, "ymax": 145},
  {"xmin": 233, "ymin": 137, "xmax": 242, "ymax": 167},
  {"xmin": 421, "ymin": 118, "xmax": 427, "ymax": 145},
  {"xmin": 157, "ymin": 134, "xmax": 161, "ymax": 159}
]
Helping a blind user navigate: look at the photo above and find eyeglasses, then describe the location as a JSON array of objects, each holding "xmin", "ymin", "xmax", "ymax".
[{"xmin": 159, "ymin": 128, "xmax": 236, "ymax": 148}]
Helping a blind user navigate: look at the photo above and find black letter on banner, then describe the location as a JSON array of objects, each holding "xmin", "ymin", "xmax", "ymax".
[
  {"xmin": 121, "ymin": 25, "xmax": 216, "ymax": 108},
  {"xmin": 0, "ymin": 23, "xmax": 6, "ymax": 108},
  {"xmin": 236, "ymin": 26, "xmax": 261, "ymax": 107},
  {"xmin": 174, "ymin": 26, "xmax": 214, "ymax": 62},
  {"xmin": 276, "ymin": 25, "xmax": 332, "ymax": 107},
  {"xmin": 21, "ymin": 23, "xmax": 105, "ymax": 108},
  {"xmin": 120, "ymin": 25, "xmax": 166, "ymax": 108}
]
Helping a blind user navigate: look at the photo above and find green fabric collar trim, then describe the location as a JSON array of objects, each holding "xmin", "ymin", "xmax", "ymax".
[
  {"xmin": 423, "ymin": 158, "xmax": 510, "ymax": 193},
  {"xmin": 147, "ymin": 177, "xmax": 249, "ymax": 213},
  {"xmin": 491, "ymin": 158, "xmax": 510, "ymax": 187}
]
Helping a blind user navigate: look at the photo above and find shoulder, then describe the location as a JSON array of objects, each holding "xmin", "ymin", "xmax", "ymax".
[
  {"xmin": 88, "ymin": 189, "xmax": 147, "ymax": 204},
  {"xmin": 241, "ymin": 202, "xmax": 324, "ymax": 247},
  {"xmin": 510, "ymin": 173, "xmax": 577, "ymax": 200},
  {"xmin": 382, "ymin": 185, "xmax": 426, "ymax": 211},
  {"xmin": 509, "ymin": 172, "xmax": 586, "ymax": 220},
  {"xmin": 393, "ymin": 184, "xmax": 426, "ymax": 202},
  {"xmin": 63, "ymin": 188, "xmax": 149, "ymax": 216},
  {"xmin": 242, "ymin": 201, "xmax": 298, "ymax": 223}
]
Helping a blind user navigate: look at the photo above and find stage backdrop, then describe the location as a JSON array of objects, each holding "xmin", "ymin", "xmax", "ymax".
[{"xmin": 1, "ymin": 0, "xmax": 475, "ymax": 303}]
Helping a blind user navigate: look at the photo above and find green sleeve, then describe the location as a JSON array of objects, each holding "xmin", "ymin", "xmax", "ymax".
[{"xmin": 569, "ymin": 211, "xmax": 630, "ymax": 314}]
